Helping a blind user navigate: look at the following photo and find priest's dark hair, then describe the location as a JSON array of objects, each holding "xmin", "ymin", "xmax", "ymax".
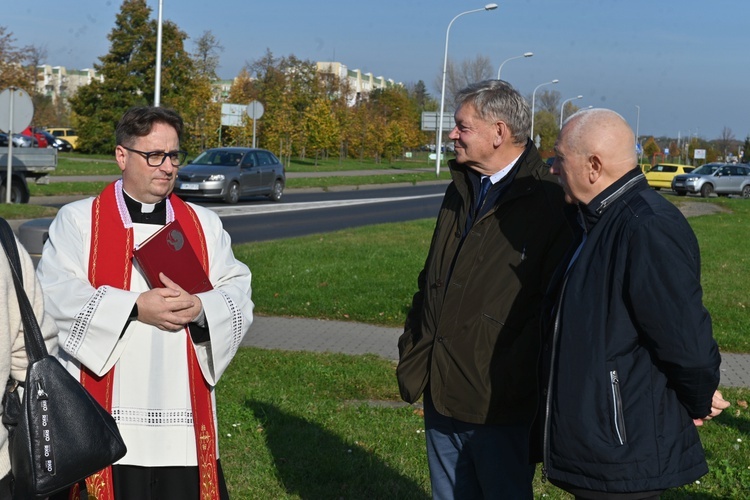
[{"xmin": 115, "ymin": 106, "xmax": 184, "ymax": 147}]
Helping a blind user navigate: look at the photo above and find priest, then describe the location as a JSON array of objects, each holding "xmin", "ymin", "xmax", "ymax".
[{"xmin": 38, "ymin": 106, "xmax": 254, "ymax": 500}]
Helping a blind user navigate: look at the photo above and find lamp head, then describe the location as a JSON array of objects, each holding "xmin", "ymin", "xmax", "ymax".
[
  {"xmin": 485, "ymin": 3, "xmax": 499, "ymax": 10},
  {"xmin": 552, "ymin": 79, "xmax": 559, "ymax": 84},
  {"xmin": 576, "ymin": 95, "xmax": 583, "ymax": 99},
  {"xmin": 523, "ymin": 52, "xmax": 534, "ymax": 57}
]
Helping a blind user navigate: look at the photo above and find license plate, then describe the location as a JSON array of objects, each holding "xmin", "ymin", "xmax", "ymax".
[
  {"xmin": 674, "ymin": 182, "xmax": 684, "ymax": 187},
  {"xmin": 180, "ymin": 183, "xmax": 200, "ymax": 190}
]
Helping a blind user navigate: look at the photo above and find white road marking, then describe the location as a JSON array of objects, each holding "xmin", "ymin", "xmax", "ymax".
[{"xmin": 208, "ymin": 193, "xmax": 444, "ymax": 217}]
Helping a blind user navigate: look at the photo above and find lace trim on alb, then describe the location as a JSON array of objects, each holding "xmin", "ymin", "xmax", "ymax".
[
  {"xmin": 65, "ymin": 285, "xmax": 109, "ymax": 355},
  {"xmin": 219, "ymin": 289, "xmax": 244, "ymax": 357}
]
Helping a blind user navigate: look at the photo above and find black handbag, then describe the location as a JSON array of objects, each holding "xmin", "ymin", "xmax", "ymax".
[{"xmin": 0, "ymin": 218, "xmax": 127, "ymax": 499}]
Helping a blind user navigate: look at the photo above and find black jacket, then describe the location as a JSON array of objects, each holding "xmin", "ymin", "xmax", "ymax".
[
  {"xmin": 541, "ymin": 168, "xmax": 721, "ymax": 492},
  {"xmin": 397, "ymin": 141, "xmax": 573, "ymax": 425}
]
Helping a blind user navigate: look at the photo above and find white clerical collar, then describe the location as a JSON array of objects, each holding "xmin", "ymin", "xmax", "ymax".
[{"xmin": 122, "ymin": 188, "xmax": 157, "ymax": 213}]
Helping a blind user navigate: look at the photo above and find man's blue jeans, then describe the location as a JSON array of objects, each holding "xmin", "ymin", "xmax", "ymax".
[{"xmin": 423, "ymin": 390, "xmax": 534, "ymax": 499}]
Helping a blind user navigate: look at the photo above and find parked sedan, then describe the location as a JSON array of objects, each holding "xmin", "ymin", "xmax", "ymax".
[
  {"xmin": 174, "ymin": 147, "xmax": 285, "ymax": 204},
  {"xmin": 644, "ymin": 163, "xmax": 695, "ymax": 190},
  {"xmin": 671, "ymin": 163, "xmax": 750, "ymax": 198},
  {"xmin": 38, "ymin": 130, "xmax": 73, "ymax": 152}
]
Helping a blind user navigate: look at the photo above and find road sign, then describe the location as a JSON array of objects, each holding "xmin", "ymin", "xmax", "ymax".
[
  {"xmin": 247, "ymin": 100, "xmax": 264, "ymax": 120},
  {"xmin": 421, "ymin": 111, "xmax": 454, "ymax": 131},
  {"xmin": 221, "ymin": 103, "xmax": 247, "ymax": 127},
  {"xmin": 0, "ymin": 88, "xmax": 34, "ymax": 133},
  {"xmin": 1, "ymin": 88, "xmax": 35, "ymax": 203}
]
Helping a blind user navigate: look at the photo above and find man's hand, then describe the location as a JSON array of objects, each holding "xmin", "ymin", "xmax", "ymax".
[
  {"xmin": 135, "ymin": 273, "xmax": 203, "ymax": 331},
  {"xmin": 693, "ymin": 390, "xmax": 731, "ymax": 427}
]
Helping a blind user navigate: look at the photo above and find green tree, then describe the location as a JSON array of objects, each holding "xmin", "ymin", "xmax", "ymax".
[
  {"xmin": 533, "ymin": 110, "xmax": 558, "ymax": 155},
  {"xmin": 742, "ymin": 135, "xmax": 750, "ymax": 163},
  {"xmin": 69, "ymin": 0, "xmax": 197, "ymax": 154}
]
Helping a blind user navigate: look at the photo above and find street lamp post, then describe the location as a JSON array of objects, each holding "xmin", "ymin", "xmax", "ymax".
[
  {"xmin": 154, "ymin": 0, "xmax": 163, "ymax": 106},
  {"xmin": 497, "ymin": 52, "xmax": 533, "ymax": 80},
  {"xmin": 530, "ymin": 79, "xmax": 559, "ymax": 142},
  {"xmin": 436, "ymin": 3, "xmax": 498, "ymax": 176},
  {"xmin": 635, "ymin": 105, "xmax": 641, "ymax": 161},
  {"xmin": 559, "ymin": 95, "xmax": 583, "ymax": 129}
]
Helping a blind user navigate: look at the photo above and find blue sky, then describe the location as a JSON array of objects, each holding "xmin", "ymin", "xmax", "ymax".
[{"xmin": 7, "ymin": 0, "xmax": 749, "ymax": 140}]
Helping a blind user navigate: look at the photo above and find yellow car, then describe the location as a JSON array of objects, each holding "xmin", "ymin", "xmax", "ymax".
[
  {"xmin": 644, "ymin": 163, "xmax": 695, "ymax": 190},
  {"xmin": 45, "ymin": 127, "xmax": 78, "ymax": 150}
]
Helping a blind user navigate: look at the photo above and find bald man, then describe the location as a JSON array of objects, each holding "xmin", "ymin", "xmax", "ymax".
[{"xmin": 539, "ymin": 109, "xmax": 728, "ymax": 499}]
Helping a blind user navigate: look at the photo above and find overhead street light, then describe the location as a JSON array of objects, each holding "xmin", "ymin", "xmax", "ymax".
[
  {"xmin": 436, "ymin": 3, "xmax": 498, "ymax": 176},
  {"xmin": 530, "ymin": 79, "xmax": 559, "ymax": 142},
  {"xmin": 559, "ymin": 95, "xmax": 583, "ymax": 129},
  {"xmin": 497, "ymin": 52, "xmax": 533, "ymax": 80}
]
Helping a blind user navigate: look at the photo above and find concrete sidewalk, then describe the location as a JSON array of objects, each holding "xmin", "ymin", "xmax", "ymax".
[{"xmin": 243, "ymin": 316, "xmax": 750, "ymax": 388}]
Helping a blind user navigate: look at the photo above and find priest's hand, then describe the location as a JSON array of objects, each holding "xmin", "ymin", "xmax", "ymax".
[{"xmin": 136, "ymin": 273, "xmax": 203, "ymax": 331}]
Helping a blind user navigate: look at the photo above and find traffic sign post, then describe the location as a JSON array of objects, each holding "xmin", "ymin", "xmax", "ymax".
[
  {"xmin": 246, "ymin": 100, "xmax": 264, "ymax": 149},
  {"xmin": 0, "ymin": 88, "xmax": 35, "ymax": 203}
]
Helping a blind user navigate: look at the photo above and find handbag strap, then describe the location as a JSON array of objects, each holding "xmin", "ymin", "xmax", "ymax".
[{"xmin": 0, "ymin": 218, "xmax": 48, "ymax": 362}]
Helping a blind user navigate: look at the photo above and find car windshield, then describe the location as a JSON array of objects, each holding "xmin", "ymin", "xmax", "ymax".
[
  {"xmin": 691, "ymin": 164, "xmax": 721, "ymax": 175},
  {"xmin": 193, "ymin": 150, "xmax": 242, "ymax": 166}
]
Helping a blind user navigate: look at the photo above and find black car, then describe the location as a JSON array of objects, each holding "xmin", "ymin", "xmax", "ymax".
[
  {"xmin": 174, "ymin": 147, "xmax": 286, "ymax": 204},
  {"xmin": 38, "ymin": 130, "xmax": 73, "ymax": 152},
  {"xmin": 0, "ymin": 133, "xmax": 8, "ymax": 147}
]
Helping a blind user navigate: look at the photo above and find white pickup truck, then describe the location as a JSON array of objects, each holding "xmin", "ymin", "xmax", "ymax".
[{"xmin": 0, "ymin": 147, "xmax": 57, "ymax": 203}]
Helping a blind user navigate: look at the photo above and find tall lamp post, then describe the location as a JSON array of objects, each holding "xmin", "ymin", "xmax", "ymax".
[
  {"xmin": 530, "ymin": 79, "xmax": 559, "ymax": 142},
  {"xmin": 154, "ymin": 0, "xmax": 163, "ymax": 106},
  {"xmin": 559, "ymin": 95, "xmax": 583, "ymax": 129},
  {"xmin": 635, "ymin": 105, "xmax": 641, "ymax": 162},
  {"xmin": 436, "ymin": 3, "xmax": 498, "ymax": 176},
  {"xmin": 497, "ymin": 52, "xmax": 533, "ymax": 80}
]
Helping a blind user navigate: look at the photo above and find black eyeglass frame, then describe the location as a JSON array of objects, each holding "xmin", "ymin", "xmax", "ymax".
[{"xmin": 121, "ymin": 145, "xmax": 188, "ymax": 167}]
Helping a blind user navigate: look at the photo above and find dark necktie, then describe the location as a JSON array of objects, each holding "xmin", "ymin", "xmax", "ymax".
[{"xmin": 474, "ymin": 176, "xmax": 492, "ymax": 216}]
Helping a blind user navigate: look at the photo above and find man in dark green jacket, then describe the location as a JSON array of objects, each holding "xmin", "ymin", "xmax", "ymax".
[{"xmin": 397, "ymin": 80, "xmax": 572, "ymax": 499}]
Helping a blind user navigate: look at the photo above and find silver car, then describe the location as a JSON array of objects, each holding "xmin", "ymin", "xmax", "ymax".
[
  {"xmin": 671, "ymin": 163, "xmax": 750, "ymax": 198},
  {"xmin": 174, "ymin": 147, "xmax": 285, "ymax": 204}
]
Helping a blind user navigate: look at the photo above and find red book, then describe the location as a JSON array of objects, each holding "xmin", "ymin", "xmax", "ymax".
[{"xmin": 132, "ymin": 219, "xmax": 212, "ymax": 293}]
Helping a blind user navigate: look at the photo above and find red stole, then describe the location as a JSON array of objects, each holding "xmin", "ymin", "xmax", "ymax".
[{"xmin": 71, "ymin": 182, "xmax": 219, "ymax": 500}]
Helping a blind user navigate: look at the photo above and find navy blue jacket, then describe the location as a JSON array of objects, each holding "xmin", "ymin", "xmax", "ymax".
[{"xmin": 541, "ymin": 168, "xmax": 721, "ymax": 493}]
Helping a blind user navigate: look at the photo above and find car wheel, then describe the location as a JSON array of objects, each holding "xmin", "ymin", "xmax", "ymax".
[
  {"xmin": 742, "ymin": 185, "xmax": 750, "ymax": 199},
  {"xmin": 700, "ymin": 184, "xmax": 714, "ymax": 198},
  {"xmin": 653, "ymin": 187, "xmax": 661, "ymax": 191},
  {"xmin": 675, "ymin": 190, "xmax": 687, "ymax": 196},
  {"xmin": 224, "ymin": 182, "xmax": 240, "ymax": 204},
  {"xmin": 268, "ymin": 180, "xmax": 284, "ymax": 202}
]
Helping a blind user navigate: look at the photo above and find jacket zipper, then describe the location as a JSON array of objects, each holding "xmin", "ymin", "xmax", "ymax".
[
  {"xmin": 609, "ymin": 370, "xmax": 627, "ymax": 445},
  {"xmin": 542, "ymin": 271, "xmax": 571, "ymax": 482}
]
